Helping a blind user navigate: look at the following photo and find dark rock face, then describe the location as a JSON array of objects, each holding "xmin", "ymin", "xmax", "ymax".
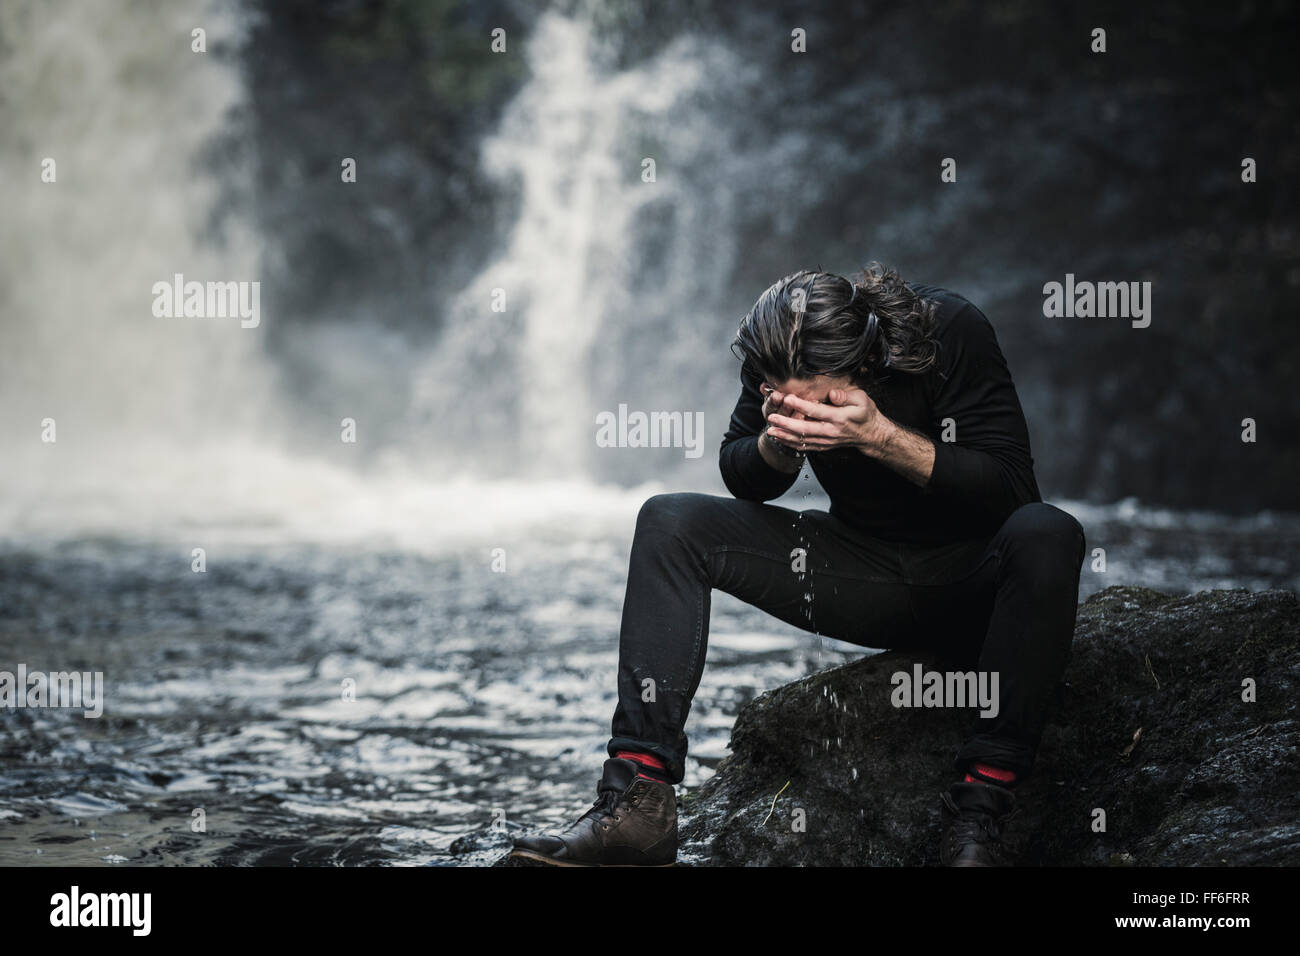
[{"xmin": 677, "ymin": 586, "xmax": 1300, "ymax": 866}]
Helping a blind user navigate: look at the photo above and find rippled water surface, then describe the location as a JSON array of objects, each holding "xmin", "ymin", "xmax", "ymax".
[{"xmin": 2, "ymin": 497, "xmax": 1296, "ymax": 866}]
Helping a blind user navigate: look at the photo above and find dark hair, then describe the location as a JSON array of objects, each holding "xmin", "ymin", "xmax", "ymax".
[{"xmin": 731, "ymin": 262, "xmax": 939, "ymax": 387}]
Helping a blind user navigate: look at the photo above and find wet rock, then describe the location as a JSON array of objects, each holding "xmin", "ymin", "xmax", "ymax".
[
  {"xmin": 448, "ymin": 827, "xmax": 513, "ymax": 857},
  {"xmin": 676, "ymin": 586, "xmax": 1300, "ymax": 865}
]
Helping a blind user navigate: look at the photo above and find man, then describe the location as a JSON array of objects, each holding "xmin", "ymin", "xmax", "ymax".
[{"xmin": 511, "ymin": 263, "xmax": 1086, "ymax": 866}]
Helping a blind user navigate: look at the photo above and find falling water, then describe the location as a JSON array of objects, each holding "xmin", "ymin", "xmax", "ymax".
[
  {"xmin": 0, "ymin": 6, "xmax": 674, "ymax": 547},
  {"xmin": 0, "ymin": 0, "xmax": 278, "ymax": 539},
  {"xmin": 408, "ymin": 12, "xmax": 747, "ymax": 476}
]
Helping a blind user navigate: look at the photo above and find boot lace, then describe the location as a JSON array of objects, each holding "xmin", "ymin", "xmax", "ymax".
[
  {"xmin": 577, "ymin": 787, "xmax": 634, "ymax": 827},
  {"xmin": 951, "ymin": 811, "xmax": 1000, "ymax": 846}
]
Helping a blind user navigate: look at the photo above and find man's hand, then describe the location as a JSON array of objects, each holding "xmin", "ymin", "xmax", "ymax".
[
  {"xmin": 765, "ymin": 387, "xmax": 890, "ymax": 454},
  {"xmin": 756, "ymin": 385, "xmax": 805, "ymax": 473},
  {"xmin": 767, "ymin": 387, "xmax": 937, "ymax": 486}
]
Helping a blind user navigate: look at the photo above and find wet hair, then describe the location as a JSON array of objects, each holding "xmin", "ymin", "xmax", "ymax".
[{"xmin": 731, "ymin": 262, "xmax": 939, "ymax": 387}]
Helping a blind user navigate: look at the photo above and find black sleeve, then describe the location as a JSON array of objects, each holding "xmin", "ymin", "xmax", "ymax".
[
  {"xmin": 719, "ymin": 358, "xmax": 802, "ymax": 502},
  {"xmin": 919, "ymin": 303, "xmax": 1041, "ymax": 522}
]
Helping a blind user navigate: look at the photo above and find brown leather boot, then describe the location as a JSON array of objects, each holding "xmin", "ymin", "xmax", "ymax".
[
  {"xmin": 939, "ymin": 781, "xmax": 1019, "ymax": 867},
  {"xmin": 510, "ymin": 757, "xmax": 677, "ymax": 867}
]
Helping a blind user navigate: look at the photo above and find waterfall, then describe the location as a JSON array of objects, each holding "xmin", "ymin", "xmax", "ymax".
[
  {"xmin": 0, "ymin": 0, "xmax": 278, "ymax": 533},
  {"xmin": 0, "ymin": 5, "xmax": 746, "ymax": 545},
  {"xmin": 409, "ymin": 12, "xmax": 733, "ymax": 474}
]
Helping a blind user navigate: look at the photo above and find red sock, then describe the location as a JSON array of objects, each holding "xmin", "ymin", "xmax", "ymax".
[
  {"xmin": 964, "ymin": 762, "xmax": 1017, "ymax": 787},
  {"xmin": 615, "ymin": 750, "xmax": 672, "ymax": 784}
]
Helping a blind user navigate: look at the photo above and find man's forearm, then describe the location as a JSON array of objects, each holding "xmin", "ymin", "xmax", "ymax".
[{"xmin": 860, "ymin": 417, "xmax": 935, "ymax": 486}]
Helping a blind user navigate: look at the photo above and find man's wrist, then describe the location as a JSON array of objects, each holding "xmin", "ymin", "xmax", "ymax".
[
  {"xmin": 856, "ymin": 416, "xmax": 897, "ymax": 460},
  {"xmin": 758, "ymin": 431, "xmax": 805, "ymax": 473}
]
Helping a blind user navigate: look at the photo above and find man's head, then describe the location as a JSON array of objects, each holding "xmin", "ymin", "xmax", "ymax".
[{"xmin": 732, "ymin": 262, "xmax": 939, "ymax": 389}]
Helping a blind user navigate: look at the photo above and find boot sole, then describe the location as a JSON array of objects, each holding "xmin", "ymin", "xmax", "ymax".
[{"xmin": 508, "ymin": 848, "xmax": 676, "ymax": 867}]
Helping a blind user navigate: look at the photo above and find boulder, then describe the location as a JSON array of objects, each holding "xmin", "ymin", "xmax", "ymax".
[{"xmin": 677, "ymin": 586, "xmax": 1300, "ymax": 866}]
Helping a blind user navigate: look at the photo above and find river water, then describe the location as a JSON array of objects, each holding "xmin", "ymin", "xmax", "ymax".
[{"xmin": 2, "ymin": 481, "xmax": 1296, "ymax": 866}]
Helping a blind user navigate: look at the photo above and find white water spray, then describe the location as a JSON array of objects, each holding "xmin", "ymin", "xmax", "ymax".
[{"xmin": 411, "ymin": 13, "xmax": 738, "ymax": 472}]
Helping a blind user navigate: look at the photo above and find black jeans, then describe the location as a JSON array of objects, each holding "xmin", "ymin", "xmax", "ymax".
[{"xmin": 607, "ymin": 492, "xmax": 1087, "ymax": 784}]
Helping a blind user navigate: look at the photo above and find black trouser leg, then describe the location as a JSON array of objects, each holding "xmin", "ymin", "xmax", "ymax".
[
  {"xmin": 939, "ymin": 502, "xmax": 1088, "ymax": 778},
  {"xmin": 606, "ymin": 493, "xmax": 1085, "ymax": 785},
  {"xmin": 607, "ymin": 492, "xmax": 913, "ymax": 783}
]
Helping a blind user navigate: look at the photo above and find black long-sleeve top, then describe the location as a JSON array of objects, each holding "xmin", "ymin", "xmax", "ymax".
[{"xmin": 720, "ymin": 284, "xmax": 1042, "ymax": 552}]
